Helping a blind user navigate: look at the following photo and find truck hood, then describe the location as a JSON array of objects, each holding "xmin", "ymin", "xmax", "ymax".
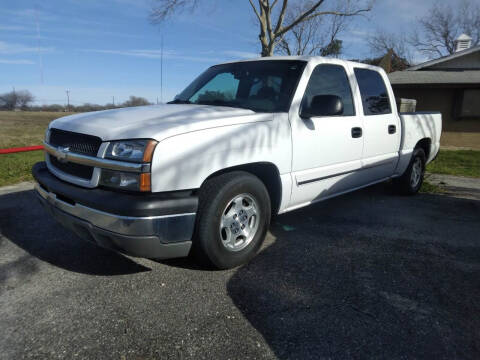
[{"xmin": 49, "ymin": 104, "xmax": 273, "ymax": 142}]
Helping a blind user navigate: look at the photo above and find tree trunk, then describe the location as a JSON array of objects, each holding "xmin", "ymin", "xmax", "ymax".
[{"xmin": 261, "ymin": 43, "xmax": 274, "ymax": 57}]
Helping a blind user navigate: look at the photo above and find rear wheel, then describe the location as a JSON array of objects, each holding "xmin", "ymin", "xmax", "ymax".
[
  {"xmin": 193, "ymin": 171, "xmax": 271, "ymax": 269},
  {"xmin": 393, "ymin": 148, "xmax": 426, "ymax": 195}
]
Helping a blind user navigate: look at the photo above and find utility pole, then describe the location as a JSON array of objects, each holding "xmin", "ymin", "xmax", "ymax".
[
  {"xmin": 112, "ymin": 96, "xmax": 115, "ymax": 107},
  {"xmin": 66, "ymin": 90, "xmax": 70, "ymax": 112},
  {"xmin": 12, "ymin": 86, "xmax": 16, "ymax": 111},
  {"xmin": 156, "ymin": 97, "xmax": 159, "ymax": 105}
]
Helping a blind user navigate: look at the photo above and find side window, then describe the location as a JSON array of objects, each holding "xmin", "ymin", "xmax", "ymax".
[
  {"xmin": 354, "ymin": 68, "xmax": 392, "ymax": 115},
  {"xmin": 303, "ymin": 64, "xmax": 355, "ymax": 116}
]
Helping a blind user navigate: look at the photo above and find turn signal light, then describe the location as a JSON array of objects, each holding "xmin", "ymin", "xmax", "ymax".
[{"xmin": 139, "ymin": 173, "xmax": 151, "ymax": 192}]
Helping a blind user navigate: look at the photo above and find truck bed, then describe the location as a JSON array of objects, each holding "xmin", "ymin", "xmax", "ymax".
[{"xmin": 394, "ymin": 112, "xmax": 442, "ymax": 176}]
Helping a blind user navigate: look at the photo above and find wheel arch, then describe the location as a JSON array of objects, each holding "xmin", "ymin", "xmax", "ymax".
[
  {"xmin": 415, "ymin": 138, "xmax": 432, "ymax": 159},
  {"xmin": 202, "ymin": 162, "xmax": 282, "ymax": 215}
]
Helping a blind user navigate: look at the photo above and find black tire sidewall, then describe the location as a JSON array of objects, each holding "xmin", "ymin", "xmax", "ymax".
[
  {"xmin": 195, "ymin": 172, "xmax": 271, "ymax": 269},
  {"xmin": 405, "ymin": 148, "xmax": 426, "ymax": 194}
]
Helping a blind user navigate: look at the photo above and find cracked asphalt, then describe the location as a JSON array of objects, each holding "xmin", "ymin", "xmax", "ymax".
[{"xmin": 0, "ymin": 183, "xmax": 479, "ymax": 359}]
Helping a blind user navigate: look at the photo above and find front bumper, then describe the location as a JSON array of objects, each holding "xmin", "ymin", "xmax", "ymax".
[{"xmin": 33, "ymin": 162, "xmax": 197, "ymax": 259}]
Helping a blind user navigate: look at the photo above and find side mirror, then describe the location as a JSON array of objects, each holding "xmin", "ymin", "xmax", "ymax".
[{"xmin": 300, "ymin": 95, "xmax": 344, "ymax": 118}]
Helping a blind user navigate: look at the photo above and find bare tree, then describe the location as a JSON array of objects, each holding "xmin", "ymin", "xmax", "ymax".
[
  {"xmin": 368, "ymin": 32, "xmax": 412, "ymax": 64},
  {"xmin": 0, "ymin": 90, "xmax": 34, "ymax": 110},
  {"xmin": 276, "ymin": 0, "xmax": 350, "ymax": 57},
  {"xmin": 411, "ymin": 0, "xmax": 480, "ymax": 58},
  {"xmin": 122, "ymin": 96, "xmax": 152, "ymax": 107},
  {"xmin": 150, "ymin": 0, "xmax": 373, "ymax": 57},
  {"xmin": 0, "ymin": 91, "xmax": 17, "ymax": 110},
  {"xmin": 16, "ymin": 90, "xmax": 35, "ymax": 110}
]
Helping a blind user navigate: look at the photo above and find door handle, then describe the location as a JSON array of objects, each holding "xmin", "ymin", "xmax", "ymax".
[
  {"xmin": 388, "ymin": 125, "xmax": 396, "ymax": 134},
  {"xmin": 351, "ymin": 127, "xmax": 362, "ymax": 138}
]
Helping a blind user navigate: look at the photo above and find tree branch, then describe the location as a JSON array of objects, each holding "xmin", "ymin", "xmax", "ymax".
[
  {"xmin": 273, "ymin": 0, "xmax": 289, "ymax": 35},
  {"xmin": 276, "ymin": 0, "xmax": 325, "ymax": 38},
  {"xmin": 248, "ymin": 0, "xmax": 262, "ymax": 21}
]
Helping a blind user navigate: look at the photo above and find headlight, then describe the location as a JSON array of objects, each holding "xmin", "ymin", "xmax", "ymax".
[
  {"xmin": 105, "ymin": 139, "xmax": 158, "ymax": 163},
  {"xmin": 102, "ymin": 139, "xmax": 157, "ymax": 192},
  {"xmin": 99, "ymin": 169, "xmax": 151, "ymax": 192}
]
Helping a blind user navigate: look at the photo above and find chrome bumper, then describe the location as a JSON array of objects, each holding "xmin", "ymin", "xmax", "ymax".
[{"xmin": 34, "ymin": 182, "xmax": 195, "ymax": 259}]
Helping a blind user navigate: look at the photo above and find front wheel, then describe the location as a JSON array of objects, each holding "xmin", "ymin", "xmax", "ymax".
[
  {"xmin": 193, "ymin": 171, "xmax": 271, "ymax": 269},
  {"xmin": 393, "ymin": 148, "xmax": 426, "ymax": 195}
]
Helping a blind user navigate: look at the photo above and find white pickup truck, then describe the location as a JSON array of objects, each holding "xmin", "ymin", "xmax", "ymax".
[{"xmin": 33, "ymin": 56, "xmax": 442, "ymax": 269}]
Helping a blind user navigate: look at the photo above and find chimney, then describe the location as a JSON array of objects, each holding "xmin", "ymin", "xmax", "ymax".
[{"xmin": 454, "ymin": 34, "xmax": 472, "ymax": 52}]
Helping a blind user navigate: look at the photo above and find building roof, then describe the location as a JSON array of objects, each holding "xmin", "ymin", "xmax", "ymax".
[
  {"xmin": 407, "ymin": 45, "xmax": 480, "ymax": 71},
  {"xmin": 456, "ymin": 34, "xmax": 472, "ymax": 41},
  {"xmin": 389, "ymin": 70, "xmax": 480, "ymax": 85}
]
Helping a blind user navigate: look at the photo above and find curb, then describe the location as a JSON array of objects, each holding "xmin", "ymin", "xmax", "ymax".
[{"xmin": 0, "ymin": 181, "xmax": 35, "ymax": 196}]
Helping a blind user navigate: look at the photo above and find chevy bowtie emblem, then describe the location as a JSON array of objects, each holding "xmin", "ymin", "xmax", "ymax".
[{"xmin": 56, "ymin": 146, "xmax": 70, "ymax": 162}]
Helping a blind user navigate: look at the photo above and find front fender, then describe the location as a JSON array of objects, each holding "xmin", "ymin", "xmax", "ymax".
[{"xmin": 151, "ymin": 117, "xmax": 291, "ymax": 192}]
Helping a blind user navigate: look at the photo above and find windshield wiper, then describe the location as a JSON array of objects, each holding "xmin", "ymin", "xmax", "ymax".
[{"xmin": 167, "ymin": 99, "xmax": 191, "ymax": 104}]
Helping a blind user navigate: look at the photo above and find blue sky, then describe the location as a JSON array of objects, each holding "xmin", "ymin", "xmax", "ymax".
[{"xmin": 0, "ymin": 0, "xmax": 446, "ymax": 105}]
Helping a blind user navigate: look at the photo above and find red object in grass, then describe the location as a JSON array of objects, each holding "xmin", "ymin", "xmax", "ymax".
[{"xmin": 0, "ymin": 145, "xmax": 44, "ymax": 154}]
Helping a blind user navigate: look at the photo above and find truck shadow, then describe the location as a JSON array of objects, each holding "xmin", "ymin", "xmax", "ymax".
[
  {"xmin": 227, "ymin": 185, "xmax": 480, "ymax": 359},
  {"xmin": 0, "ymin": 190, "xmax": 150, "ymax": 275}
]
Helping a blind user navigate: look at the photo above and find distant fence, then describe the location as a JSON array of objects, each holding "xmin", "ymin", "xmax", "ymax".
[{"xmin": 0, "ymin": 145, "xmax": 44, "ymax": 154}]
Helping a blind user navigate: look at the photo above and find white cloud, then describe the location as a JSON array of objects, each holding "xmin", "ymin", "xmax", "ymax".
[
  {"xmin": 80, "ymin": 48, "xmax": 223, "ymax": 63},
  {"xmin": 0, "ymin": 41, "xmax": 53, "ymax": 54},
  {"xmin": 5, "ymin": 8, "xmax": 58, "ymax": 22},
  {"xmin": 0, "ymin": 25, "xmax": 29, "ymax": 31},
  {"xmin": 0, "ymin": 58, "xmax": 35, "ymax": 64}
]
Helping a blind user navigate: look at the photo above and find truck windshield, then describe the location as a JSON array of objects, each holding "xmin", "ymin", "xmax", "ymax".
[{"xmin": 171, "ymin": 60, "xmax": 306, "ymax": 112}]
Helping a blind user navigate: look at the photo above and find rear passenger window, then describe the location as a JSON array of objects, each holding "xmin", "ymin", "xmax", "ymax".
[
  {"xmin": 354, "ymin": 68, "xmax": 392, "ymax": 115},
  {"xmin": 303, "ymin": 64, "xmax": 355, "ymax": 116}
]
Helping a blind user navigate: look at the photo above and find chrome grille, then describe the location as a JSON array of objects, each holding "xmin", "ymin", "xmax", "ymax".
[
  {"xmin": 49, "ymin": 155, "xmax": 94, "ymax": 180},
  {"xmin": 49, "ymin": 129, "xmax": 102, "ymax": 156},
  {"xmin": 48, "ymin": 129, "xmax": 102, "ymax": 181}
]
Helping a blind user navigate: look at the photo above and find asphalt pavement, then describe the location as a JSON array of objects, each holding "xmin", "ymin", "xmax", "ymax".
[{"xmin": 0, "ymin": 182, "xmax": 479, "ymax": 359}]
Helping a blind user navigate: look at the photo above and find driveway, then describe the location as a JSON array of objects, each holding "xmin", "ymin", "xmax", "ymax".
[{"xmin": 0, "ymin": 183, "xmax": 479, "ymax": 359}]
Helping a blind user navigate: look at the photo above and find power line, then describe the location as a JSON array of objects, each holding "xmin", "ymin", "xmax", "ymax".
[
  {"xmin": 34, "ymin": 5, "xmax": 44, "ymax": 85},
  {"xmin": 160, "ymin": 35, "xmax": 163, "ymax": 104}
]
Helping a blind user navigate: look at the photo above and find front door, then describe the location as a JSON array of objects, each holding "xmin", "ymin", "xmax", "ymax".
[{"xmin": 288, "ymin": 61, "xmax": 364, "ymax": 210}]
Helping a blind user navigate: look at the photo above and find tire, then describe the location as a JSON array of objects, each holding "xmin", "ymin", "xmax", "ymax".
[
  {"xmin": 193, "ymin": 171, "xmax": 271, "ymax": 269},
  {"xmin": 393, "ymin": 148, "xmax": 426, "ymax": 195}
]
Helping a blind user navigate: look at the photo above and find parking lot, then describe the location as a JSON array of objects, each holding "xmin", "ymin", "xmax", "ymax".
[{"xmin": 1, "ymin": 183, "xmax": 479, "ymax": 359}]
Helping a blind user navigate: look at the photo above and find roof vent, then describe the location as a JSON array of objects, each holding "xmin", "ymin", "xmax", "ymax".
[{"xmin": 454, "ymin": 34, "xmax": 472, "ymax": 52}]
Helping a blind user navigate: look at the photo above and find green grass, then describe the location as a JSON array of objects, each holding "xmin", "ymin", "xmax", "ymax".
[
  {"xmin": 420, "ymin": 181, "xmax": 445, "ymax": 194},
  {"xmin": 427, "ymin": 150, "xmax": 480, "ymax": 178},
  {"xmin": 0, "ymin": 151, "xmax": 44, "ymax": 187},
  {"xmin": 0, "ymin": 111, "xmax": 73, "ymax": 186},
  {"xmin": 0, "ymin": 111, "xmax": 73, "ymax": 149}
]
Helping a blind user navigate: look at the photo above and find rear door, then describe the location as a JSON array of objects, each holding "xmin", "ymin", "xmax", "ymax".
[
  {"xmin": 353, "ymin": 67, "xmax": 400, "ymax": 182},
  {"xmin": 288, "ymin": 61, "xmax": 364, "ymax": 209}
]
